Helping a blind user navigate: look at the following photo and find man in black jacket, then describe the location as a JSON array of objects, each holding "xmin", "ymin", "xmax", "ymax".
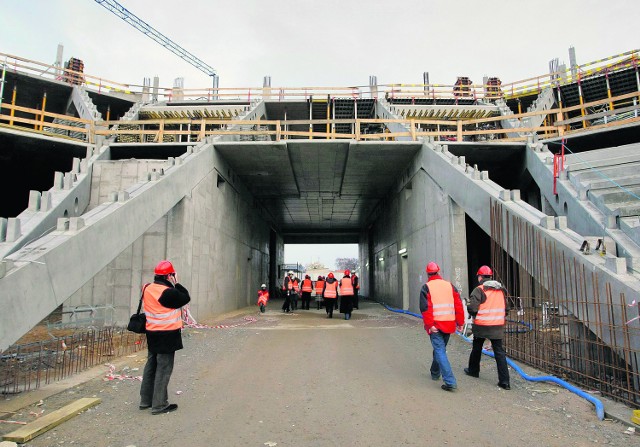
[{"xmin": 139, "ymin": 260, "xmax": 191, "ymax": 415}]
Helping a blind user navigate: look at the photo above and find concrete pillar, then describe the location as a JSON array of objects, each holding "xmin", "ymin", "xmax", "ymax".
[
  {"xmin": 28, "ymin": 191, "xmax": 41, "ymax": 211},
  {"xmin": 72, "ymin": 157, "xmax": 81, "ymax": 174},
  {"xmin": 54, "ymin": 171, "xmax": 64, "ymax": 189},
  {"xmin": 69, "ymin": 217, "xmax": 85, "ymax": 231},
  {"xmin": 41, "ymin": 191, "xmax": 53, "ymax": 211},
  {"xmin": 57, "ymin": 217, "xmax": 70, "ymax": 231},
  {"xmin": 6, "ymin": 218, "xmax": 21, "ymax": 242},
  {"xmin": 540, "ymin": 216, "xmax": 555, "ymax": 229},
  {"xmin": 449, "ymin": 200, "xmax": 469, "ymax": 301},
  {"xmin": 64, "ymin": 172, "xmax": 74, "ymax": 190},
  {"xmin": 118, "ymin": 191, "xmax": 130, "ymax": 202},
  {"xmin": 0, "ymin": 217, "xmax": 7, "ymax": 242},
  {"xmin": 605, "ymin": 257, "xmax": 627, "ymax": 275}
]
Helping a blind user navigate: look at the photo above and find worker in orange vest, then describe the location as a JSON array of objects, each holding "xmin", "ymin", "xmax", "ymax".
[
  {"xmin": 257, "ymin": 283, "xmax": 269, "ymax": 313},
  {"xmin": 314, "ymin": 275, "xmax": 325, "ymax": 310},
  {"xmin": 465, "ymin": 266, "xmax": 511, "ymax": 390},
  {"xmin": 282, "ymin": 271, "xmax": 294, "ymax": 313},
  {"xmin": 291, "ymin": 274, "xmax": 300, "ymax": 310},
  {"xmin": 322, "ymin": 272, "xmax": 339, "ymax": 318},
  {"xmin": 140, "ymin": 260, "xmax": 191, "ymax": 414},
  {"xmin": 300, "ymin": 275, "xmax": 313, "ymax": 310},
  {"xmin": 351, "ymin": 271, "xmax": 360, "ymax": 309},
  {"xmin": 420, "ymin": 262, "xmax": 464, "ymax": 391},
  {"xmin": 339, "ymin": 269, "xmax": 355, "ymax": 320}
]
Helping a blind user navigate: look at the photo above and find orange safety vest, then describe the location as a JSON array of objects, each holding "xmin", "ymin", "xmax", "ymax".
[
  {"xmin": 143, "ymin": 283, "xmax": 183, "ymax": 331},
  {"xmin": 257, "ymin": 290, "xmax": 269, "ymax": 306},
  {"xmin": 282, "ymin": 275, "xmax": 291, "ymax": 291},
  {"xmin": 340, "ymin": 277, "xmax": 354, "ymax": 296},
  {"xmin": 292, "ymin": 279, "xmax": 300, "ymax": 292},
  {"xmin": 315, "ymin": 280, "xmax": 325, "ymax": 295},
  {"xmin": 324, "ymin": 281, "xmax": 338, "ymax": 298},
  {"xmin": 428, "ymin": 279, "xmax": 455, "ymax": 322},
  {"xmin": 352, "ymin": 275, "xmax": 360, "ymax": 290},
  {"xmin": 301, "ymin": 279, "xmax": 313, "ymax": 292},
  {"xmin": 475, "ymin": 285, "xmax": 506, "ymax": 326}
]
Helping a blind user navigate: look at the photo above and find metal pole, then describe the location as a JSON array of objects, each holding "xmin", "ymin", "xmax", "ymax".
[{"xmin": 0, "ymin": 57, "xmax": 6, "ymax": 113}]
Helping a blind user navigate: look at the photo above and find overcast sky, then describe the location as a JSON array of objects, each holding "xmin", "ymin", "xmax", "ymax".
[
  {"xmin": 285, "ymin": 244, "xmax": 358, "ymax": 270},
  {"xmin": 1, "ymin": 1, "xmax": 638, "ymax": 91}
]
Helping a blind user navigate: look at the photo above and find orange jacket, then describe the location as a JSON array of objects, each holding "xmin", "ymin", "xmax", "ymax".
[
  {"xmin": 339, "ymin": 277, "xmax": 354, "ymax": 296},
  {"xmin": 474, "ymin": 285, "xmax": 506, "ymax": 326}
]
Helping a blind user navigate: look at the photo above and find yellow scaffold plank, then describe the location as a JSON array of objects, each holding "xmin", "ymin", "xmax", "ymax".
[{"xmin": 2, "ymin": 398, "xmax": 101, "ymax": 443}]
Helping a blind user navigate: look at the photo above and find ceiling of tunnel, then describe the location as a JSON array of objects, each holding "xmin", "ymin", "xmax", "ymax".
[{"xmin": 214, "ymin": 141, "xmax": 422, "ymax": 234}]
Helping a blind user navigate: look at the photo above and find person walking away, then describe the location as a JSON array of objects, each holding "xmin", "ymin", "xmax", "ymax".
[
  {"xmin": 291, "ymin": 275, "xmax": 300, "ymax": 310},
  {"xmin": 140, "ymin": 260, "xmax": 191, "ymax": 414},
  {"xmin": 257, "ymin": 283, "xmax": 269, "ymax": 313},
  {"xmin": 339, "ymin": 269, "xmax": 354, "ymax": 320},
  {"xmin": 351, "ymin": 271, "xmax": 360, "ymax": 309},
  {"xmin": 282, "ymin": 271, "xmax": 294, "ymax": 313},
  {"xmin": 315, "ymin": 276, "xmax": 325, "ymax": 310},
  {"xmin": 464, "ymin": 265, "xmax": 511, "ymax": 390},
  {"xmin": 420, "ymin": 261, "xmax": 464, "ymax": 391},
  {"xmin": 301, "ymin": 275, "xmax": 313, "ymax": 310},
  {"xmin": 322, "ymin": 272, "xmax": 339, "ymax": 318}
]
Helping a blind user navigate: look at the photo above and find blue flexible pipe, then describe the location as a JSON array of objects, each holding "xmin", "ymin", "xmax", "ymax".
[{"xmin": 382, "ymin": 303, "xmax": 605, "ymax": 420}]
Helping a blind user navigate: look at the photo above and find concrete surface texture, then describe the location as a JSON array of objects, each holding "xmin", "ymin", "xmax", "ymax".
[{"xmin": 0, "ymin": 301, "xmax": 635, "ymax": 446}]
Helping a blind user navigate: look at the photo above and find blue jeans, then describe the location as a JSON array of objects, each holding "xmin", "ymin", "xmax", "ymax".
[{"xmin": 429, "ymin": 332, "xmax": 456, "ymax": 387}]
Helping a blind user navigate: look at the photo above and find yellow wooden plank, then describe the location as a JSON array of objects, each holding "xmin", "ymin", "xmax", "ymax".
[{"xmin": 2, "ymin": 398, "xmax": 101, "ymax": 443}]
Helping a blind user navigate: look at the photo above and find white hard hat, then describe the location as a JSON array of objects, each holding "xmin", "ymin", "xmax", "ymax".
[
  {"xmin": 261, "ymin": 283, "xmax": 266, "ymax": 288},
  {"xmin": 288, "ymin": 271, "xmax": 294, "ymax": 275}
]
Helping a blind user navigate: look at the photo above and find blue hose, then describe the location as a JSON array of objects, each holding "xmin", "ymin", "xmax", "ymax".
[{"xmin": 382, "ymin": 303, "xmax": 605, "ymax": 420}]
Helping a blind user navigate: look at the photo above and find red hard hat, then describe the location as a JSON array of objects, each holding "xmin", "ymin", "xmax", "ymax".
[
  {"xmin": 154, "ymin": 260, "xmax": 175, "ymax": 275},
  {"xmin": 327, "ymin": 272, "xmax": 335, "ymax": 279},
  {"xmin": 476, "ymin": 265, "xmax": 493, "ymax": 276},
  {"xmin": 426, "ymin": 262, "xmax": 440, "ymax": 274},
  {"xmin": 344, "ymin": 269, "xmax": 350, "ymax": 276}
]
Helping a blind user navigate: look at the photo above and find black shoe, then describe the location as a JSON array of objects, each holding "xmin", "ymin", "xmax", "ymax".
[
  {"xmin": 464, "ymin": 368, "xmax": 479, "ymax": 378},
  {"xmin": 151, "ymin": 404, "xmax": 178, "ymax": 415},
  {"xmin": 441, "ymin": 384, "xmax": 456, "ymax": 392},
  {"xmin": 497, "ymin": 383, "xmax": 511, "ymax": 390},
  {"xmin": 139, "ymin": 404, "xmax": 151, "ymax": 410}
]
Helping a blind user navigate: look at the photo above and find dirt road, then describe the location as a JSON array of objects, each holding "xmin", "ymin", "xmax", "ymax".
[{"xmin": 2, "ymin": 300, "xmax": 634, "ymax": 446}]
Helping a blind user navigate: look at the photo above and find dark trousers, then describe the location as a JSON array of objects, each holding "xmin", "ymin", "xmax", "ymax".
[
  {"xmin": 324, "ymin": 298, "xmax": 335, "ymax": 317},
  {"xmin": 468, "ymin": 337, "xmax": 510, "ymax": 385},
  {"xmin": 354, "ymin": 290, "xmax": 359, "ymax": 309},
  {"xmin": 282, "ymin": 292, "xmax": 291, "ymax": 312},
  {"xmin": 140, "ymin": 351, "xmax": 175, "ymax": 411},
  {"xmin": 301, "ymin": 292, "xmax": 311, "ymax": 310},
  {"xmin": 291, "ymin": 293, "xmax": 299, "ymax": 310}
]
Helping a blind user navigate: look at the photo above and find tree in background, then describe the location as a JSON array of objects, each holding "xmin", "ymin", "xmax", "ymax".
[
  {"xmin": 335, "ymin": 257, "xmax": 358, "ymax": 272},
  {"xmin": 305, "ymin": 261, "xmax": 327, "ymax": 270}
]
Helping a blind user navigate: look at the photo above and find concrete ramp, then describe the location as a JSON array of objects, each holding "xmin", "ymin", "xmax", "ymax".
[{"xmin": 0, "ymin": 140, "xmax": 214, "ymax": 351}]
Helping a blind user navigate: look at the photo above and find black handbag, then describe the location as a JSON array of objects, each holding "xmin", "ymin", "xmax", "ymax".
[{"xmin": 127, "ymin": 284, "xmax": 150, "ymax": 333}]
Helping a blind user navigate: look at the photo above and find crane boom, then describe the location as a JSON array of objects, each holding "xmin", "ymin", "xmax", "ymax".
[{"xmin": 94, "ymin": 0, "xmax": 216, "ymax": 78}]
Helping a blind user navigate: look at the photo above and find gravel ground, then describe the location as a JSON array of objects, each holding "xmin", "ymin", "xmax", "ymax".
[{"xmin": 1, "ymin": 300, "xmax": 636, "ymax": 446}]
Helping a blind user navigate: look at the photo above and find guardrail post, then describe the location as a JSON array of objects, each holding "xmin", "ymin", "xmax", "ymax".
[
  {"xmin": 276, "ymin": 120, "xmax": 281, "ymax": 142},
  {"xmin": 456, "ymin": 120, "xmax": 462, "ymax": 141},
  {"xmin": 355, "ymin": 119, "xmax": 361, "ymax": 141},
  {"xmin": 410, "ymin": 119, "xmax": 416, "ymax": 141}
]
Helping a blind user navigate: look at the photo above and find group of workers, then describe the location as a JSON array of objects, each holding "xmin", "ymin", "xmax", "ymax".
[
  {"xmin": 420, "ymin": 261, "xmax": 511, "ymax": 392},
  {"xmin": 136, "ymin": 258, "xmax": 509, "ymax": 416},
  {"xmin": 255, "ymin": 269, "xmax": 360, "ymax": 320}
]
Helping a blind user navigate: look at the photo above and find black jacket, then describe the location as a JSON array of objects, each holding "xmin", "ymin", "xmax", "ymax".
[
  {"xmin": 145, "ymin": 276, "xmax": 191, "ymax": 354},
  {"xmin": 468, "ymin": 279, "xmax": 510, "ymax": 340}
]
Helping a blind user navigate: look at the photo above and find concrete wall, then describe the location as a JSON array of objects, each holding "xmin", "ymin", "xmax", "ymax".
[
  {"xmin": 368, "ymin": 144, "xmax": 469, "ymax": 312},
  {"xmin": 64, "ymin": 151, "xmax": 274, "ymax": 327}
]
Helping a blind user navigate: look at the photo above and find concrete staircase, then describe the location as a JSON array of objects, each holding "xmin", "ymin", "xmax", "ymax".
[
  {"xmin": 522, "ymin": 87, "xmax": 556, "ymax": 130},
  {"xmin": 564, "ymin": 143, "xmax": 640, "ymax": 248}
]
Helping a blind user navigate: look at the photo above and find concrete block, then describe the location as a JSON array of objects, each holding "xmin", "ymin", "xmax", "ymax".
[
  {"xmin": 605, "ymin": 257, "xmax": 627, "ymax": 275},
  {"xmin": 40, "ymin": 191, "xmax": 52, "ymax": 211},
  {"xmin": 499, "ymin": 190, "xmax": 511, "ymax": 201},
  {"xmin": 555, "ymin": 216, "xmax": 568, "ymax": 230},
  {"xmin": 0, "ymin": 217, "xmax": 6, "ymax": 242},
  {"xmin": 80, "ymin": 159, "xmax": 88, "ymax": 173},
  {"xmin": 578, "ymin": 188, "xmax": 588, "ymax": 201},
  {"xmin": 6, "ymin": 218, "xmax": 21, "ymax": 242},
  {"xmin": 559, "ymin": 170, "xmax": 568, "ymax": 180},
  {"xmin": 442, "ymin": 144, "xmax": 449, "ymax": 153},
  {"xmin": 545, "ymin": 157, "xmax": 554, "ymax": 165},
  {"xmin": 540, "ymin": 216, "xmax": 555, "ymax": 229},
  {"xmin": 167, "ymin": 157, "xmax": 175, "ymax": 167},
  {"xmin": 64, "ymin": 172, "xmax": 74, "ymax": 190},
  {"xmin": 109, "ymin": 192, "xmax": 118, "ymax": 202},
  {"xmin": 28, "ymin": 190, "xmax": 41, "ymax": 211},
  {"xmin": 472, "ymin": 170, "xmax": 480, "ymax": 180},
  {"xmin": 54, "ymin": 171, "xmax": 64, "ymax": 189},
  {"xmin": 151, "ymin": 171, "xmax": 161, "ymax": 181},
  {"xmin": 69, "ymin": 217, "xmax": 85, "ymax": 231},
  {"xmin": 458, "ymin": 156, "xmax": 466, "ymax": 166},
  {"xmin": 57, "ymin": 217, "xmax": 70, "ymax": 231},
  {"xmin": 118, "ymin": 191, "xmax": 130, "ymax": 202},
  {"xmin": 480, "ymin": 171, "xmax": 489, "ymax": 180},
  {"xmin": 511, "ymin": 190, "xmax": 521, "ymax": 201},
  {"xmin": 605, "ymin": 215, "xmax": 618, "ymax": 229},
  {"xmin": 176, "ymin": 157, "xmax": 183, "ymax": 165},
  {"xmin": 72, "ymin": 157, "xmax": 81, "ymax": 174},
  {"xmin": 86, "ymin": 146, "xmax": 94, "ymax": 158}
]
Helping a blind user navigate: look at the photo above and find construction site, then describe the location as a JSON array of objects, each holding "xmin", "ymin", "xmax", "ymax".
[{"xmin": 1, "ymin": 1, "xmax": 640, "ymax": 443}]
